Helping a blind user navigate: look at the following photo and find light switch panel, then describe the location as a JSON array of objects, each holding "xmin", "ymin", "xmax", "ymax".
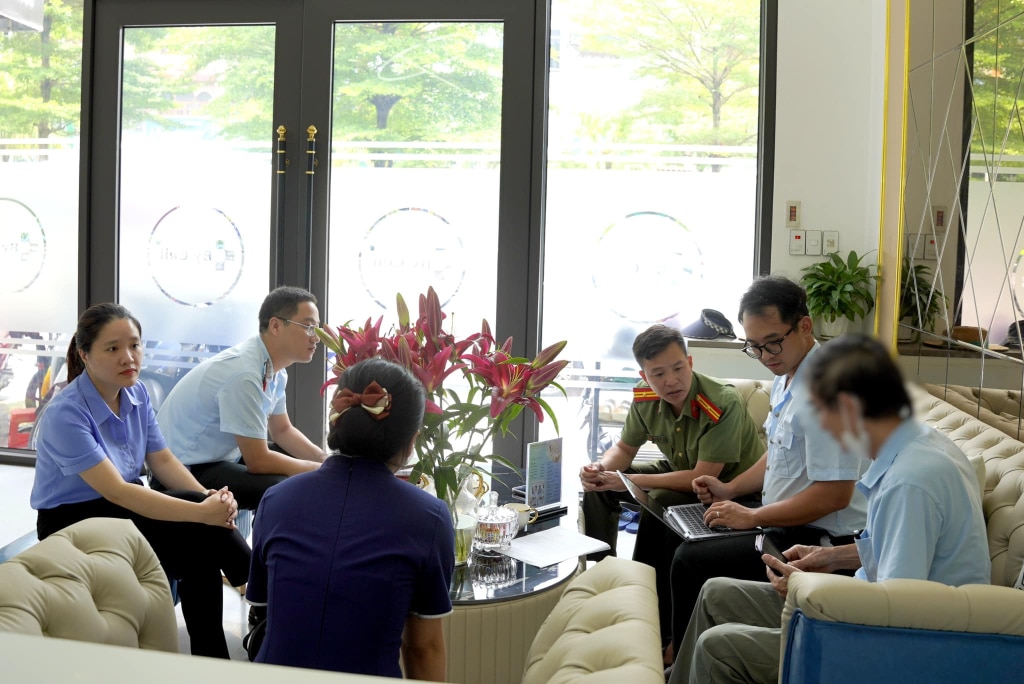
[
  {"xmin": 805, "ymin": 230, "xmax": 822, "ymax": 256},
  {"xmin": 906, "ymin": 234, "xmax": 925, "ymax": 259},
  {"xmin": 823, "ymin": 230, "xmax": 839, "ymax": 254},
  {"xmin": 789, "ymin": 229, "xmax": 806, "ymax": 255}
]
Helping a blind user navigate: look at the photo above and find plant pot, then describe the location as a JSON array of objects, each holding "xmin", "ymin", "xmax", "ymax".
[
  {"xmin": 816, "ymin": 317, "xmax": 850, "ymax": 340},
  {"xmin": 897, "ymin": 317, "xmax": 918, "ymax": 343}
]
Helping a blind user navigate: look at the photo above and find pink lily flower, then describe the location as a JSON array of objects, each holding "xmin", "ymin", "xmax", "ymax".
[
  {"xmin": 525, "ymin": 359, "xmax": 570, "ymax": 396},
  {"xmin": 321, "ymin": 288, "xmax": 569, "ymax": 520}
]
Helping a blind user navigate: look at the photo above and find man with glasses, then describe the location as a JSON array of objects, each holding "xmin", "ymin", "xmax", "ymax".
[
  {"xmin": 664, "ymin": 276, "xmax": 868, "ymax": 667},
  {"xmin": 155, "ymin": 286, "xmax": 326, "ymax": 511}
]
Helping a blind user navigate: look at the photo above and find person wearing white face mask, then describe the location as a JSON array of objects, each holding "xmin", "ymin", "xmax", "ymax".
[{"xmin": 669, "ymin": 334, "xmax": 990, "ymax": 684}]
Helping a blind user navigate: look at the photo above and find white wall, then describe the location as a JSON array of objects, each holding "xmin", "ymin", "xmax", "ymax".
[{"xmin": 770, "ymin": 1, "xmax": 888, "ymax": 316}]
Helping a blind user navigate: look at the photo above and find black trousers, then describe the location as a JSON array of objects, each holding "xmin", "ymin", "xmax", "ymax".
[
  {"xmin": 185, "ymin": 460, "xmax": 286, "ymax": 511},
  {"xmin": 669, "ymin": 525, "xmax": 855, "ymax": 655},
  {"xmin": 37, "ymin": 488, "xmax": 251, "ymax": 659},
  {"xmin": 581, "ymin": 460, "xmax": 686, "ymax": 559},
  {"xmin": 580, "ymin": 461, "xmax": 698, "ymax": 641},
  {"xmin": 151, "ymin": 453, "xmax": 289, "ymax": 511}
]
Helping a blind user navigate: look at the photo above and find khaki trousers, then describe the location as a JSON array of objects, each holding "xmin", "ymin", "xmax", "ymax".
[{"xmin": 669, "ymin": 577, "xmax": 784, "ymax": 684}]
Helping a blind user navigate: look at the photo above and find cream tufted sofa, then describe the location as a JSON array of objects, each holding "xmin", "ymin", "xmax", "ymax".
[
  {"xmin": 923, "ymin": 382, "xmax": 1024, "ymax": 441},
  {"xmin": 778, "ymin": 383, "xmax": 1024, "ymax": 683},
  {"xmin": 725, "ymin": 377, "xmax": 772, "ymax": 442},
  {"xmin": 0, "ymin": 517, "xmax": 178, "ymax": 651},
  {"xmin": 521, "ymin": 556, "xmax": 664, "ymax": 684}
]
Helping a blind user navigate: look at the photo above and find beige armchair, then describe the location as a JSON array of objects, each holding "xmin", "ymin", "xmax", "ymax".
[
  {"xmin": 778, "ymin": 384, "xmax": 1024, "ymax": 682},
  {"xmin": 0, "ymin": 517, "xmax": 178, "ymax": 651},
  {"xmin": 780, "ymin": 573, "xmax": 1024, "ymax": 683}
]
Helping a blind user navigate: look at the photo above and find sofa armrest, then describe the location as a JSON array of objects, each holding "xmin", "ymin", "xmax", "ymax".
[
  {"xmin": 780, "ymin": 573, "xmax": 1024, "ymax": 683},
  {"xmin": 522, "ymin": 557, "xmax": 663, "ymax": 684},
  {"xmin": 784, "ymin": 572, "xmax": 1024, "ymax": 635}
]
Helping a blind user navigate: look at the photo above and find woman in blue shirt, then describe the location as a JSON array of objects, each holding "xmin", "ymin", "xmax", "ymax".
[
  {"xmin": 31, "ymin": 303, "xmax": 251, "ymax": 659},
  {"xmin": 246, "ymin": 358, "xmax": 454, "ymax": 679}
]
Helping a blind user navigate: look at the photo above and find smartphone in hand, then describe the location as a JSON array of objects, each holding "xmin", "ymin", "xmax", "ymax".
[{"xmin": 754, "ymin": 533, "xmax": 788, "ymax": 576}]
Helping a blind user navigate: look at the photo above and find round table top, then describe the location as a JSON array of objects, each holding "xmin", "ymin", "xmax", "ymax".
[{"xmin": 449, "ymin": 552, "xmax": 580, "ymax": 605}]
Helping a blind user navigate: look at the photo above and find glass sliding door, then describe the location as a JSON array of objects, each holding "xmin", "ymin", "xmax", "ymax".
[
  {"xmin": 300, "ymin": 0, "xmax": 541, "ymax": 453},
  {"xmin": 325, "ymin": 21, "xmax": 504, "ymax": 339},
  {"xmin": 0, "ymin": 0, "xmax": 84, "ymax": 455},
  {"xmin": 116, "ymin": 24, "xmax": 278, "ymax": 405},
  {"xmin": 86, "ymin": 0, "xmax": 304, "ymax": 420},
  {"xmin": 84, "ymin": 0, "xmax": 542, "ymax": 454}
]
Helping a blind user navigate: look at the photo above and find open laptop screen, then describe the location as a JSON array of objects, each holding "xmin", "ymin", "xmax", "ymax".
[{"xmin": 525, "ymin": 438, "xmax": 563, "ymax": 512}]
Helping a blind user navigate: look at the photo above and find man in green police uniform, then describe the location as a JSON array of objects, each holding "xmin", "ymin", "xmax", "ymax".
[{"xmin": 580, "ymin": 324, "xmax": 764, "ymax": 637}]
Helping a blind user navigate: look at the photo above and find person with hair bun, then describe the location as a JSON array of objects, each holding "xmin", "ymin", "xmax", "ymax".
[
  {"xmin": 246, "ymin": 358, "xmax": 454, "ymax": 679},
  {"xmin": 30, "ymin": 302, "xmax": 251, "ymax": 659}
]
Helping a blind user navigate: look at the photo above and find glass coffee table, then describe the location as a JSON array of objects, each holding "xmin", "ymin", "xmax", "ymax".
[{"xmin": 450, "ymin": 549, "xmax": 579, "ymax": 605}]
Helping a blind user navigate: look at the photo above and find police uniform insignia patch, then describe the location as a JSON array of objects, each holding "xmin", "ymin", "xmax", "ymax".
[
  {"xmin": 691, "ymin": 393, "xmax": 723, "ymax": 423},
  {"xmin": 633, "ymin": 387, "xmax": 659, "ymax": 402}
]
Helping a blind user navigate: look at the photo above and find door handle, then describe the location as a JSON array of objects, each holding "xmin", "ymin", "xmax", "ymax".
[
  {"xmin": 275, "ymin": 124, "xmax": 288, "ymax": 241},
  {"xmin": 303, "ymin": 125, "xmax": 318, "ymax": 288}
]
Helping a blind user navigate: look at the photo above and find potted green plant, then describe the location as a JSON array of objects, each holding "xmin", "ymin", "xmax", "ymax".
[
  {"xmin": 316, "ymin": 287, "xmax": 568, "ymax": 563},
  {"xmin": 898, "ymin": 256, "xmax": 946, "ymax": 342},
  {"xmin": 800, "ymin": 250, "xmax": 881, "ymax": 339}
]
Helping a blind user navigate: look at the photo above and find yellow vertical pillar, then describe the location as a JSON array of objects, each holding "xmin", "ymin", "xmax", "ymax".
[{"xmin": 876, "ymin": 0, "xmax": 910, "ymax": 348}]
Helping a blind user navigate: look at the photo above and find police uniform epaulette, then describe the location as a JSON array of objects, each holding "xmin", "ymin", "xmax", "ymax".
[
  {"xmin": 632, "ymin": 386, "xmax": 659, "ymax": 402},
  {"xmin": 691, "ymin": 392, "xmax": 722, "ymax": 423}
]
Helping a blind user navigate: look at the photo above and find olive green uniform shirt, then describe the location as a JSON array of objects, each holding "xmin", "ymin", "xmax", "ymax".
[{"xmin": 619, "ymin": 372, "xmax": 763, "ymax": 482}]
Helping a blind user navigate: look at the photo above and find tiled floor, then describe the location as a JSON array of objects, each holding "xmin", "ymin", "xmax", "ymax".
[{"xmin": 176, "ymin": 584, "xmax": 251, "ymax": 660}]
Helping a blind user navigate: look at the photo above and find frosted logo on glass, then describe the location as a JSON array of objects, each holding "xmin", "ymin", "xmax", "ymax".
[
  {"xmin": 591, "ymin": 211, "xmax": 704, "ymax": 324},
  {"xmin": 0, "ymin": 198, "xmax": 46, "ymax": 294},
  {"xmin": 359, "ymin": 207, "xmax": 466, "ymax": 310},
  {"xmin": 146, "ymin": 206, "xmax": 245, "ymax": 308}
]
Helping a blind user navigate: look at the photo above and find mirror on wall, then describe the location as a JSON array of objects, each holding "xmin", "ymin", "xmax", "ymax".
[{"xmin": 898, "ymin": 0, "xmax": 1024, "ymax": 436}]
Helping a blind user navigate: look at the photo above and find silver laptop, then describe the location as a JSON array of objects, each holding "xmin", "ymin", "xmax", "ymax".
[{"xmin": 617, "ymin": 471, "xmax": 762, "ymax": 542}]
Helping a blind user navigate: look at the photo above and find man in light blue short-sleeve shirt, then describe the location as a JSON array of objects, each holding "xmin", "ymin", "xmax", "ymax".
[
  {"xmin": 156, "ymin": 286, "xmax": 326, "ymax": 509},
  {"xmin": 671, "ymin": 334, "xmax": 989, "ymax": 684}
]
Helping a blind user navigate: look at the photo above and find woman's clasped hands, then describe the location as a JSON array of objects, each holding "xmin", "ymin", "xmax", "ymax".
[{"xmin": 200, "ymin": 486, "xmax": 240, "ymax": 528}]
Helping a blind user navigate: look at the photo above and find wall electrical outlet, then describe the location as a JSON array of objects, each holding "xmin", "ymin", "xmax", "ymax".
[
  {"xmin": 823, "ymin": 230, "xmax": 839, "ymax": 254},
  {"xmin": 932, "ymin": 206, "xmax": 948, "ymax": 232},
  {"xmin": 785, "ymin": 201, "xmax": 801, "ymax": 228},
  {"xmin": 789, "ymin": 229, "xmax": 806, "ymax": 255}
]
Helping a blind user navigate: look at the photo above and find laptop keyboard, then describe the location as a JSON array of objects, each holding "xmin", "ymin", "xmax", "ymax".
[{"xmin": 669, "ymin": 504, "xmax": 736, "ymax": 534}]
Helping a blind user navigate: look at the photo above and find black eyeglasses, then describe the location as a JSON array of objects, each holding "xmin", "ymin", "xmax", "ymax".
[{"xmin": 740, "ymin": 323, "xmax": 798, "ymax": 359}]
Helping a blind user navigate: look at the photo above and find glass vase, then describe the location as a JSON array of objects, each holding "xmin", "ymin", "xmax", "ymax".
[{"xmin": 454, "ymin": 513, "xmax": 477, "ymax": 566}]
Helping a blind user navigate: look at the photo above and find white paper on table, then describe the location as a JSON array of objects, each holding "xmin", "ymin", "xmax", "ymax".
[{"xmin": 501, "ymin": 526, "xmax": 610, "ymax": 567}]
